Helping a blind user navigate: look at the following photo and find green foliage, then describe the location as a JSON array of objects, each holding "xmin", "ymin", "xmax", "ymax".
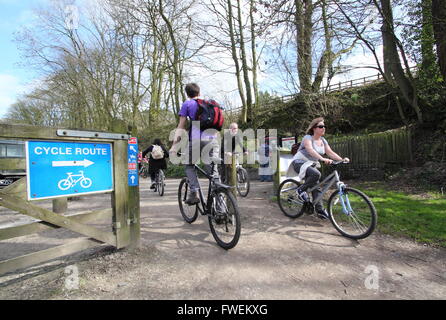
[
  {"xmin": 257, "ymin": 81, "xmax": 406, "ymax": 137},
  {"xmin": 138, "ymin": 109, "xmax": 177, "ymax": 149},
  {"xmin": 165, "ymin": 163, "xmax": 185, "ymax": 178}
]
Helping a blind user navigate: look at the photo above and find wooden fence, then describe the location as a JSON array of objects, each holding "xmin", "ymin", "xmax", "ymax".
[
  {"xmin": 0, "ymin": 124, "xmax": 140, "ymax": 276},
  {"xmin": 273, "ymin": 126, "xmax": 413, "ymax": 186},
  {"xmin": 329, "ymin": 126, "xmax": 413, "ymax": 169}
]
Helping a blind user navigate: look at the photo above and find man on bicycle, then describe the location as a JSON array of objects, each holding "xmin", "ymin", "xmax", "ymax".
[
  {"xmin": 169, "ymin": 83, "xmax": 220, "ymax": 205},
  {"xmin": 220, "ymin": 122, "xmax": 247, "ymax": 183}
]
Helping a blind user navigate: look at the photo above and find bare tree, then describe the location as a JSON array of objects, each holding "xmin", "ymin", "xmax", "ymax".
[
  {"xmin": 201, "ymin": 0, "xmax": 263, "ymax": 124},
  {"xmin": 333, "ymin": 0, "xmax": 423, "ymax": 124}
]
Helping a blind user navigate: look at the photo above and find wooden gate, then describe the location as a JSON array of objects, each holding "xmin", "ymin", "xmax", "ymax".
[{"xmin": 0, "ymin": 124, "xmax": 140, "ymax": 275}]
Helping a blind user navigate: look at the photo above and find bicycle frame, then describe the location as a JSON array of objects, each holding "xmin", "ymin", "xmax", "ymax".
[
  {"xmin": 193, "ymin": 163, "xmax": 218, "ymax": 215},
  {"xmin": 307, "ymin": 169, "xmax": 344, "ymax": 206},
  {"xmin": 281, "ymin": 166, "xmax": 346, "ymax": 208}
]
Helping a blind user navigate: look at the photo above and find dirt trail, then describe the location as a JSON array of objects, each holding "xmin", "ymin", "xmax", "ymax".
[{"xmin": 0, "ymin": 178, "xmax": 445, "ymax": 300}]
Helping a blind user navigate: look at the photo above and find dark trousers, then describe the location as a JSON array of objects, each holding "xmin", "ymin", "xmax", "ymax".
[
  {"xmin": 185, "ymin": 139, "xmax": 220, "ymax": 192},
  {"xmin": 292, "ymin": 161, "xmax": 324, "ymax": 210},
  {"xmin": 150, "ymin": 171, "xmax": 156, "ymax": 183}
]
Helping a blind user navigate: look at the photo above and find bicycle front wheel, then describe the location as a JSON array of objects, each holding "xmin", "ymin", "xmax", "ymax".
[
  {"xmin": 328, "ymin": 187, "xmax": 377, "ymax": 240},
  {"xmin": 178, "ymin": 177, "xmax": 198, "ymax": 223},
  {"xmin": 277, "ymin": 179, "xmax": 305, "ymax": 218},
  {"xmin": 236, "ymin": 167, "xmax": 250, "ymax": 197},
  {"xmin": 158, "ymin": 170, "xmax": 165, "ymax": 196},
  {"xmin": 208, "ymin": 188, "xmax": 241, "ymax": 250}
]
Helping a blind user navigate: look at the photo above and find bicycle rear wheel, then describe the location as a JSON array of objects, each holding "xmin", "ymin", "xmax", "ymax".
[
  {"xmin": 328, "ymin": 187, "xmax": 377, "ymax": 239},
  {"xmin": 178, "ymin": 177, "xmax": 198, "ymax": 223},
  {"xmin": 236, "ymin": 167, "xmax": 250, "ymax": 197},
  {"xmin": 157, "ymin": 170, "xmax": 165, "ymax": 196},
  {"xmin": 208, "ymin": 188, "xmax": 241, "ymax": 250},
  {"xmin": 277, "ymin": 179, "xmax": 305, "ymax": 218}
]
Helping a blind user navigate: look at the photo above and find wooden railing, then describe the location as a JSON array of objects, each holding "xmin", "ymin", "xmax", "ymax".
[{"xmin": 225, "ymin": 66, "xmax": 418, "ymax": 115}]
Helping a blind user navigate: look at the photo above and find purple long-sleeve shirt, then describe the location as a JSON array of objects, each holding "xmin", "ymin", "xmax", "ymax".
[{"xmin": 178, "ymin": 99, "xmax": 217, "ymax": 141}]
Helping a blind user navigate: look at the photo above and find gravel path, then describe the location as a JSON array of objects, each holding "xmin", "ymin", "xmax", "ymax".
[{"xmin": 0, "ymin": 178, "xmax": 445, "ymax": 300}]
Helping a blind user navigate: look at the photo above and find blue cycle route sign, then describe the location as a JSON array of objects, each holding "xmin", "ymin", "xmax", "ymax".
[{"xmin": 26, "ymin": 141, "xmax": 114, "ymax": 200}]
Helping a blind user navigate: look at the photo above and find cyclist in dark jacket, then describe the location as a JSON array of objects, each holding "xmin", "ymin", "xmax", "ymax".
[{"xmin": 142, "ymin": 139, "xmax": 169, "ymax": 189}]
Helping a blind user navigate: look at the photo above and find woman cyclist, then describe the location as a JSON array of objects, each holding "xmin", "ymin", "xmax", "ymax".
[{"xmin": 292, "ymin": 117, "xmax": 349, "ymax": 219}]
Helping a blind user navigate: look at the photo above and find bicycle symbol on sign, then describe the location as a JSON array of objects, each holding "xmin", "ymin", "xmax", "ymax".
[{"xmin": 57, "ymin": 171, "xmax": 92, "ymax": 191}]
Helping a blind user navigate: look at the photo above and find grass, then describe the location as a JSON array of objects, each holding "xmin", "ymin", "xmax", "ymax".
[{"xmin": 351, "ymin": 181, "xmax": 446, "ymax": 247}]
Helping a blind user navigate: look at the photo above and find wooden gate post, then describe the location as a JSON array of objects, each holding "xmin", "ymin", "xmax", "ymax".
[
  {"xmin": 274, "ymin": 148, "xmax": 281, "ymax": 193},
  {"xmin": 52, "ymin": 198, "xmax": 67, "ymax": 214},
  {"xmin": 128, "ymin": 184, "xmax": 140, "ymax": 249},
  {"xmin": 112, "ymin": 139, "xmax": 130, "ymax": 249}
]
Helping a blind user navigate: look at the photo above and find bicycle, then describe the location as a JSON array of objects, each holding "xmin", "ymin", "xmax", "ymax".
[
  {"xmin": 220, "ymin": 152, "xmax": 250, "ymax": 197},
  {"xmin": 139, "ymin": 161, "xmax": 149, "ymax": 178},
  {"xmin": 233, "ymin": 152, "xmax": 250, "ymax": 197},
  {"xmin": 153, "ymin": 169, "xmax": 165, "ymax": 196},
  {"xmin": 277, "ymin": 161, "xmax": 377, "ymax": 240},
  {"xmin": 177, "ymin": 153, "xmax": 241, "ymax": 250}
]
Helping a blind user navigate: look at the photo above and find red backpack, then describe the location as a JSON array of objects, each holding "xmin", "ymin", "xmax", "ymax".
[{"xmin": 194, "ymin": 99, "xmax": 224, "ymax": 131}]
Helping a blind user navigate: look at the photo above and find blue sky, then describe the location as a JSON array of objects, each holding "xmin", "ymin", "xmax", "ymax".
[{"xmin": 0, "ymin": 0, "xmax": 47, "ymax": 118}]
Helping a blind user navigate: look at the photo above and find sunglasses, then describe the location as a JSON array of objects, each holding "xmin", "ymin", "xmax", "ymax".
[{"xmin": 315, "ymin": 125, "xmax": 326, "ymax": 129}]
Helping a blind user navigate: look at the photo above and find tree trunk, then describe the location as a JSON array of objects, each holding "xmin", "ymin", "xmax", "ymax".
[
  {"xmin": 432, "ymin": 0, "xmax": 446, "ymax": 81},
  {"xmin": 250, "ymin": 0, "xmax": 260, "ymax": 112},
  {"xmin": 236, "ymin": 0, "xmax": 253, "ymax": 123},
  {"xmin": 227, "ymin": 0, "xmax": 247, "ymax": 123},
  {"xmin": 380, "ymin": 0, "xmax": 423, "ymax": 123},
  {"xmin": 159, "ymin": 0, "xmax": 181, "ymax": 115},
  {"xmin": 421, "ymin": 0, "xmax": 436, "ymax": 73},
  {"xmin": 295, "ymin": 0, "xmax": 313, "ymax": 94},
  {"xmin": 312, "ymin": 0, "xmax": 332, "ymax": 92}
]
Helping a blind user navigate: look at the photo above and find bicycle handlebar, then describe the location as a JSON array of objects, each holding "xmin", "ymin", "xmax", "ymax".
[{"xmin": 330, "ymin": 160, "xmax": 350, "ymax": 166}]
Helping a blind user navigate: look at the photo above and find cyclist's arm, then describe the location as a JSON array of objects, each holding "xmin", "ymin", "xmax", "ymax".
[
  {"xmin": 325, "ymin": 144, "xmax": 344, "ymax": 161},
  {"xmin": 170, "ymin": 116, "xmax": 188, "ymax": 152},
  {"xmin": 162, "ymin": 145, "xmax": 170, "ymax": 158},
  {"xmin": 142, "ymin": 146, "xmax": 152, "ymax": 159},
  {"xmin": 303, "ymin": 139, "xmax": 331, "ymax": 164}
]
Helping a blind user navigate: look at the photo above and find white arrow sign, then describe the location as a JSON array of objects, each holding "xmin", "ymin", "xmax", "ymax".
[
  {"xmin": 52, "ymin": 159, "xmax": 95, "ymax": 168},
  {"xmin": 130, "ymin": 175, "xmax": 135, "ymax": 183},
  {"xmin": 130, "ymin": 146, "xmax": 137, "ymax": 153}
]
